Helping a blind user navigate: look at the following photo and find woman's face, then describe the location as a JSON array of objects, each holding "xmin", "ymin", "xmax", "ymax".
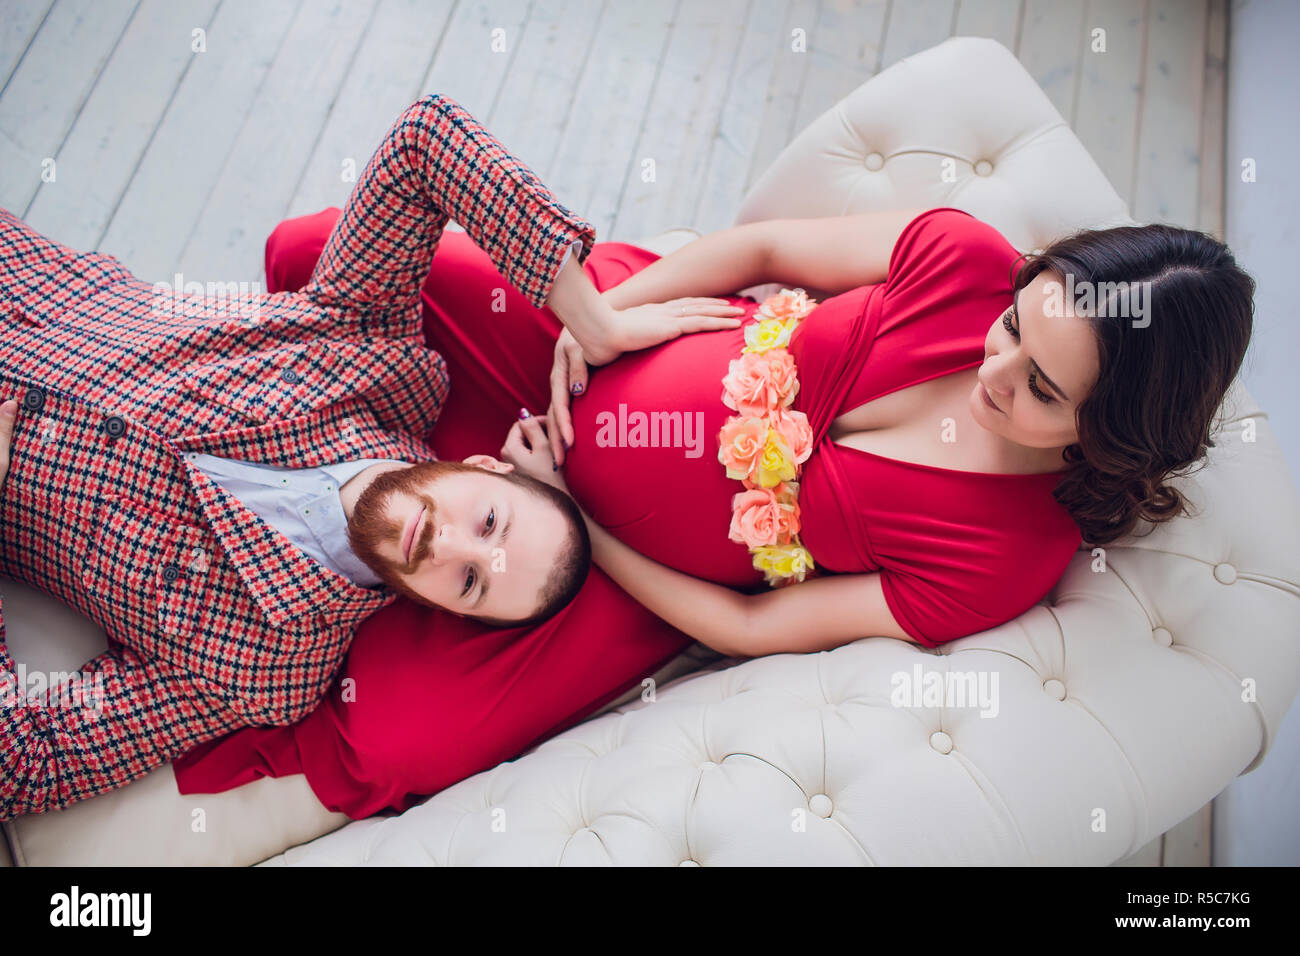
[{"xmin": 972, "ymin": 269, "xmax": 1100, "ymax": 450}]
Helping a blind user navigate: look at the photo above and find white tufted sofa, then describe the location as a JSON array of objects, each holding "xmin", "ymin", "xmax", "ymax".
[
  {"xmin": 3, "ymin": 37, "xmax": 1297, "ymax": 867},
  {"xmin": 259, "ymin": 37, "xmax": 1300, "ymax": 866}
]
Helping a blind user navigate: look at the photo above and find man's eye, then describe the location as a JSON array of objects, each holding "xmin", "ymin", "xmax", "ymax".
[
  {"xmin": 484, "ymin": 508, "xmax": 495, "ymax": 535},
  {"xmin": 462, "ymin": 567, "xmax": 476, "ymax": 598}
]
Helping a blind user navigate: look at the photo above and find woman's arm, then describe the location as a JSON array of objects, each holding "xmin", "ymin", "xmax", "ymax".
[
  {"xmin": 576, "ymin": 504, "xmax": 919, "ymax": 656},
  {"xmin": 599, "ymin": 221, "xmax": 773, "ymax": 311},
  {"xmin": 601, "ymin": 207, "xmax": 932, "ymax": 312}
]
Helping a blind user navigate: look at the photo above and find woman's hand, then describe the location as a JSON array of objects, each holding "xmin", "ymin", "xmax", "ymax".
[
  {"xmin": 0, "ymin": 400, "xmax": 16, "ymax": 495},
  {"xmin": 545, "ymin": 295, "xmax": 746, "ymax": 466},
  {"xmin": 500, "ymin": 411, "xmax": 569, "ymax": 493},
  {"xmin": 608, "ymin": 295, "xmax": 745, "ymax": 356}
]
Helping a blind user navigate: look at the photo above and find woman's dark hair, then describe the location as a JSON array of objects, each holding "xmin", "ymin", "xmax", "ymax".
[{"xmin": 1011, "ymin": 223, "xmax": 1255, "ymax": 546}]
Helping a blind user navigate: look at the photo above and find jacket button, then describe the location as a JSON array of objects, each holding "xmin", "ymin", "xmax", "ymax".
[
  {"xmin": 280, "ymin": 368, "xmax": 300, "ymax": 384},
  {"xmin": 103, "ymin": 415, "xmax": 127, "ymax": 438},
  {"xmin": 22, "ymin": 386, "xmax": 46, "ymax": 412},
  {"xmin": 161, "ymin": 564, "xmax": 181, "ymax": 582}
]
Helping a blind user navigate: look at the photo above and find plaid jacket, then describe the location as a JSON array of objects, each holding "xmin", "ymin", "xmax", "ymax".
[{"xmin": 0, "ymin": 93, "xmax": 596, "ymax": 819}]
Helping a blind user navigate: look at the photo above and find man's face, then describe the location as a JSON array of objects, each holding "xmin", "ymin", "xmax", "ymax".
[{"xmin": 346, "ymin": 460, "xmax": 570, "ymax": 621}]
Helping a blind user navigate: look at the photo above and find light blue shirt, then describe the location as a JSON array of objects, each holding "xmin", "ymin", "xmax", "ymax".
[{"xmin": 183, "ymin": 452, "xmax": 408, "ymax": 588}]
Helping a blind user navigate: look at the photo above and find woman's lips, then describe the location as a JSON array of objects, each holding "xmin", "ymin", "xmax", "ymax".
[
  {"xmin": 980, "ymin": 383, "xmax": 1003, "ymax": 414},
  {"xmin": 402, "ymin": 505, "xmax": 425, "ymax": 563}
]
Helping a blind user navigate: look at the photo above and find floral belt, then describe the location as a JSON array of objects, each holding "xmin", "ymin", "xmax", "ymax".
[{"xmin": 716, "ymin": 288, "xmax": 818, "ymax": 586}]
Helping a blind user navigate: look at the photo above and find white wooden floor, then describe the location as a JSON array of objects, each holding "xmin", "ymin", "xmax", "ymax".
[{"xmin": 0, "ymin": 0, "xmax": 1225, "ymax": 865}]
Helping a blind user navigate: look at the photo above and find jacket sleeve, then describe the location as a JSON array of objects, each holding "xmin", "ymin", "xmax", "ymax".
[
  {"xmin": 0, "ymin": 602, "xmax": 251, "ymax": 820},
  {"xmin": 302, "ymin": 92, "xmax": 597, "ymax": 338}
]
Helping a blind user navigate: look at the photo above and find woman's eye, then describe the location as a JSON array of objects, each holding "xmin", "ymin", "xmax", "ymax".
[
  {"xmin": 462, "ymin": 567, "xmax": 476, "ymax": 597},
  {"xmin": 1003, "ymin": 307, "xmax": 1052, "ymax": 404},
  {"xmin": 484, "ymin": 508, "xmax": 495, "ymax": 535},
  {"xmin": 1028, "ymin": 370, "xmax": 1053, "ymax": 404}
]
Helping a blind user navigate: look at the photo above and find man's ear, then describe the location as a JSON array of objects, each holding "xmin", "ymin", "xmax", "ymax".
[{"xmin": 463, "ymin": 454, "xmax": 514, "ymax": 475}]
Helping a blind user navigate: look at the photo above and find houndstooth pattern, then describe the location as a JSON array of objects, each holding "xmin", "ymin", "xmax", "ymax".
[{"xmin": 0, "ymin": 93, "xmax": 597, "ymax": 819}]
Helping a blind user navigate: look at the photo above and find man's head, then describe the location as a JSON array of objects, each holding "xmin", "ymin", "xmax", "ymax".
[{"xmin": 346, "ymin": 456, "xmax": 590, "ymax": 627}]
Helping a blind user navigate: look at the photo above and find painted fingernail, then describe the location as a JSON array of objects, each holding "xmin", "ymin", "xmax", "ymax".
[
  {"xmin": 565, "ymin": 437, "xmax": 572, "ymax": 449},
  {"xmin": 552, "ymin": 462, "xmax": 558, "ymax": 471},
  {"xmin": 570, "ymin": 382, "xmax": 583, "ymax": 395},
  {"xmin": 518, "ymin": 407, "xmax": 531, "ymax": 419}
]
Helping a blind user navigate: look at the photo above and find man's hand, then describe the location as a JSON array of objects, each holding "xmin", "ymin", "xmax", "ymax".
[
  {"xmin": 0, "ymin": 399, "xmax": 15, "ymax": 494},
  {"xmin": 501, "ymin": 411, "xmax": 568, "ymax": 493}
]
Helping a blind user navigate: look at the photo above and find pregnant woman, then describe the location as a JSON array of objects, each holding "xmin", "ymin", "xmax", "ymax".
[
  {"xmin": 498, "ymin": 205, "xmax": 1255, "ymax": 655},
  {"xmin": 174, "ymin": 202, "xmax": 1254, "ymax": 816}
]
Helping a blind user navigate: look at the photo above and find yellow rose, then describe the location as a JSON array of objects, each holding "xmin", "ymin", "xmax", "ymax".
[
  {"xmin": 742, "ymin": 317, "xmax": 797, "ymax": 354},
  {"xmin": 751, "ymin": 542, "xmax": 816, "ymax": 585},
  {"xmin": 755, "ymin": 429, "xmax": 797, "ymax": 488}
]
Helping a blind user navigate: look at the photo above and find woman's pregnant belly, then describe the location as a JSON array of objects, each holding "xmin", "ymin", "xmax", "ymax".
[{"xmin": 563, "ymin": 319, "xmax": 767, "ymax": 590}]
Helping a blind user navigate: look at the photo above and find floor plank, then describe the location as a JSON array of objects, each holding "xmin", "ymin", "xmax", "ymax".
[
  {"xmin": 179, "ymin": 0, "xmax": 378, "ymax": 283},
  {"xmin": 96, "ymin": 0, "xmax": 301, "ymax": 281},
  {"xmin": 878, "ymin": 0, "xmax": 956, "ymax": 73},
  {"xmin": 542, "ymin": 0, "xmax": 674, "ymax": 237},
  {"xmin": 0, "ymin": 0, "xmax": 55, "ymax": 94},
  {"xmin": 1197, "ymin": 0, "xmax": 1226, "ymax": 239},
  {"xmin": 953, "ymin": 0, "xmax": 1022, "ymax": 50},
  {"xmin": 286, "ymin": 0, "xmax": 457, "ymax": 221},
  {"xmin": 1131, "ymin": 0, "xmax": 1208, "ymax": 224},
  {"xmin": 417, "ymin": 0, "xmax": 535, "ymax": 124},
  {"xmin": 0, "ymin": 0, "xmax": 138, "ymax": 215},
  {"xmin": 1072, "ymin": 0, "xmax": 1145, "ymax": 208},
  {"xmin": 609, "ymin": 0, "xmax": 750, "ymax": 241},
  {"xmin": 693, "ymin": 0, "xmax": 789, "ymax": 235},
  {"xmin": 744, "ymin": 0, "xmax": 821, "ymax": 194},
  {"xmin": 483, "ymin": 0, "xmax": 603, "ymax": 186},
  {"xmin": 23, "ymin": 0, "xmax": 220, "ymax": 250},
  {"xmin": 1015, "ymin": 0, "xmax": 1087, "ymax": 123}
]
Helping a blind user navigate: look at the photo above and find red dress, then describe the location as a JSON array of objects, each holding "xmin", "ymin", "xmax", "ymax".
[
  {"xmin": 562, "ymin": 206, "xmax": 1080, "ymax": 638},
  {"xmin": 173, "ymin": 207, "xmax": 1080, "ymax": 816}
]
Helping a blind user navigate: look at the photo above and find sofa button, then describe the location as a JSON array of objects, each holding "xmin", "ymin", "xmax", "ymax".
[
  {"xmin": 1043, "ymin": 678, "xmax": 1066, "ymax": 700},
  {"xmin": 929, "ymin": 731, "xmax": 953, "ymax": 754},
  {"xmin": 700, "ymin": 761, "xmax": 717, "ymax": 771},
  {"xmin": 22, "ymin": 386, "xmax": 46, "ymax": 412},
  {"xmin": 679, "ymin": 859, "xmax": 700, "ymax": 867},
  {"xmin": 1214, "ymin": 562, "xmax": 1237, "ymax": 584},
  {"xmin": 809, "ymin": 793, "xmax": 833, "ymax": 818},
  {"xmin": 974, "ymin": 159, "xmax": 994, "ymax": 176},
  {"xmin": 1153, "ymin": 626, "xmax": 1173, "ymax": 647},
  {"xmin": 864, "ymin": 151, "xmax": 884, "ymax": 171}
]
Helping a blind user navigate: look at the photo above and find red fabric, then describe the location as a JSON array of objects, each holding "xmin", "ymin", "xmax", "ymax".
[
  {"xmin": 560, "ymin": 207, "xmax": 1081, "ymax": 645},
  {"xmin": 175, "ymin": 206, "xmax": 1081, "ymax": 817}
]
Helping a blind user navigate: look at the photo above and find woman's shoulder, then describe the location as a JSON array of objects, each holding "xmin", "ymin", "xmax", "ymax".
[{"xmin": 886, "ymin": 207, "xmax": 1022, "ymax": 296}]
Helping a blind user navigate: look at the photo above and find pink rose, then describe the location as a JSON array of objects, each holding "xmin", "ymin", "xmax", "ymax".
[
  {"xmin": 717, "ymin": 416, "xmax": 768, "ymax": 485},
  {"xmin": 758, "ymin": 288, "xmax": 814, "ymax": 323},
  {"xmin": 721, "ymin": 350, "xmax": 801, "ymax": 417},
  {"xmin": 767, "ymin": 408, "xmax": 813, "ymax": 465},
  {"xmin": 728, "ymin": 485, "xmax": 801, "ymax": 548}
]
